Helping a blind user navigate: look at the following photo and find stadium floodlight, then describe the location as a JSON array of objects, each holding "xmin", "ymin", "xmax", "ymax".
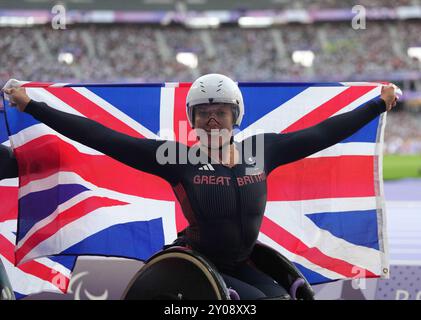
[
  {"xmin": 408, "ymin": 47, "xmax": 421, "ymax": 61},
  {"xmin": 58, "ymin": 53, "xmax": 74, "ymax": 65},
  {"xmin": 0, "ymin": 16, "xmax": 35, "ymax": 27},
  {"xmin": 185, "ymin": 17, "xmax": 220, "ymax": 29},
  {"xmin": 238, "ymin": 16, "xmax": 274, "ymax": 28},
  {"xmin": 176, "ymin": 52, "xmax": 198, "ymax": 69},
  {"xmin": 292, "ymin": 50, "xmax": 315, "ymax": 67}
]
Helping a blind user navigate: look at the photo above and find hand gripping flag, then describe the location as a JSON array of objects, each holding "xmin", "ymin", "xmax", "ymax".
[
  {"xmin": 3, "ymin": 81, "xmax": 389, "ymax": 285},
  {"xmin": 0, "ymin": 109, "xmax": 77, "ymax": 299}
]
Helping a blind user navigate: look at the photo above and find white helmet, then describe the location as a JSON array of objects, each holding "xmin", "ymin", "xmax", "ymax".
[{"xmin": 186, "ymin": 73, "xmax": 244, "ymax": 128}]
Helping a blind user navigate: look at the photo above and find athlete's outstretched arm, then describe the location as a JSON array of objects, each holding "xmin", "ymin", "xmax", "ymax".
[
  {"xmin": 2, "ymin": 85, "xmax": 182, "ymax": 183},
  {"xmin": 264, "ymin": 97, "xmax": 388, "ymax": 173},
  {"xmin": 23, "ymin": 100, "xmax": 181, "ymax": 183},
  {"xmin": 0, "ymin": 144, "xmax": 18, "ymax": 180}
]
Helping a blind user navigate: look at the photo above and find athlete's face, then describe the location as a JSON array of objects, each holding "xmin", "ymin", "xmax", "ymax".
[{"xmin": 193, "ymin": 104, "xmax": 234, "ymax": 149}]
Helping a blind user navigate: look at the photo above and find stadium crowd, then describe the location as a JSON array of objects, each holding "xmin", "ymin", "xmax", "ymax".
[
  {"xmin": 0, "ymin": 20, "xmax": 420, "ymax": 154},
  {"xmin": 300, "ymin": 0, "xmax": 416, "ymax": 9},
  {"xmin": 384, "ymin": 111, "xmax": 421, "ymax": 154},
  {"xmin": 0, "ymin": 21, "xmax": 420, "ymax": 83}
]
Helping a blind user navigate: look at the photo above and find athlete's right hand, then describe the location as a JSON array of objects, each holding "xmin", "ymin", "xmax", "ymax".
[{"xmin": 2, "ymin": 87, "xmax": 31, "ymax": 112}]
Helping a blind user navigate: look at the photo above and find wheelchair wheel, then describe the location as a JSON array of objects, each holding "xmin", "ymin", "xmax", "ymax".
[
  {"xmin": 250, "ymin": 241, "xmax": 315, "ymax": 300},
  {"xmin": 122, "ymin": 247, "xmax": 230, "ymax": 300}
]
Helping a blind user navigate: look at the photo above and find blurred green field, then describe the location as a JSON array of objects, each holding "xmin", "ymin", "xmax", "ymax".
[{"xmin": 383, "ymin": 155, "xmax": 421, "ymax": 180}]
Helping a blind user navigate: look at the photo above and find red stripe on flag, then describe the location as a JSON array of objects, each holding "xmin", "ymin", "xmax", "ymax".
[
  {"xmin": 282, "ymin": 86, "xmax": 375, "ymax": 133},
  {"xmin": 178, "ymin": 83, "xmax": 193, "ymax": 88},
  {"xmin": 0, "ymin": 235, "xmax": 70, "ymax": 293},
  {"xmin": 16, "ymin": 196, "xmax": 128, "ymax": 264},
  {"xmin": 267, "ymin": 155, "xmax": 375, "ymax": 201},
  {"xmin": 15, "ymin": 135, "xmax": 175, "ymax": 201},
  {"xmin": 44, "ymin": 87, "xmax": 145, "ymax": 139},
  {"xmin": 18, "ymin": 261, "xmax": 70, "ymax": 293},
  {"xmin": 0, "ymin": 186, "xmax": 18, "ymax": 223},
  {"xmin": 22, "ymin": 82, "xmax": 54, "ymax": 88},
  {"xmin": 0, "ymin": 234, "xmax": 15, "ymax": 262},
  {"xmin": 260, "ymin": 216, "xmax": 377, "ymax": 278}
]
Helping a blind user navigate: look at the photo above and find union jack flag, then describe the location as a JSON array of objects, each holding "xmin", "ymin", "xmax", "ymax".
[
  {"xmin": 2, "ymin": 81, "xmax": 389, "ymax": 285},
  {"xmin": 0, "ymin": 110, "xmax": 77, "ymax": 299}
]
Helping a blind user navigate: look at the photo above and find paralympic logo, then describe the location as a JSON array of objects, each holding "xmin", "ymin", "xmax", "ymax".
[
  {"xmin": 67, "ymin": 271, "xmax": 109, "ymax": 300},
  {"xmin": 52, "ymin": 267, "xmax": 108, "ymax": 300}
]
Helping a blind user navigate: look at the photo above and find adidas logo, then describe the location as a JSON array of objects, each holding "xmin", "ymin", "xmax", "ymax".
[{"xmin": 198, "ymin": 164, "xmax": 215, "ymax": 171}]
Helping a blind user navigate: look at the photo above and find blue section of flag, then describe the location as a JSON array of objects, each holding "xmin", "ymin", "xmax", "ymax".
[
  {"xmin": 61, "ymin": 219, "xmax": 166, "ymax": 261},
  {"xmin": 18, "ymin": 184, "xmax": 89, "ymax": 241},
  {"xmin": 14, "ymin": 292, "xmax": 25, "ymax": 300},
  {"xmin": 87, "ymin": 86, "xmax": 162, "ymax": 135},
  {"xmin": 341, "ymin": 117, "xmax": 379, "ymax": 143},
  {"xmin": 46, "ymin": 255, "xmax": 78, "ymax": 271},
  {"xmin": 294, "ymin": 262, "xmax": 332, "ymax": 285},
  {"xmin": 239, "ymin": 85, "xmax": 310, "ymax": 130},
  {"xmin": 0, "ymin": 110, "xmax": 9, "ymax": 143},
  {"xmin": 4, "ymin": 103, "xmax": 40, "ymax": 135},
  {"xmin": 306, "ymin": 210, "xmax": 380, "ymax": 250},
  {"xmin": 341, "ymin": 100, "xmax": 381, "ymax": 143}
]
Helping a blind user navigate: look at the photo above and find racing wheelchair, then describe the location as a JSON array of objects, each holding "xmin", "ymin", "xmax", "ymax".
[{"xmin": 122, "ymin": 240, "xmax": 315, "ymax": 300}]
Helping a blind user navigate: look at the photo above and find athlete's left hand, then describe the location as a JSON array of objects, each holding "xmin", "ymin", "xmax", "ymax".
[
  {"xmin": 2, "ymin": 87, "xmax": 31, "ymax": 112},
  {"xmin": 380, "ymin": 84, "xmax": 401, "ymax": 112}
]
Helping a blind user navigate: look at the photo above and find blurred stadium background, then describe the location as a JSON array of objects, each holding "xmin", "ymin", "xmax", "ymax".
[
  {"xmin": 0, "ymin": 0, "xmax": 420, "ymax": 300},
  {"xmin": 0, "ymin": 0, "xmax": 420, "ymax": 177}
]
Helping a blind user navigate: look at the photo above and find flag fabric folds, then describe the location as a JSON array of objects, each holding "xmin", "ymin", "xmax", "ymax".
[
  {"xmin": 3, "ymin": 81, "xmax": 389, "ymax": 285},
  {"xmin": 0, "ymin": 110, "xmax": 77, "ymax": 298}
]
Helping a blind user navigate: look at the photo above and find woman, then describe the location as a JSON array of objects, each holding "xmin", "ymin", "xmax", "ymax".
[{"xmin": 2, "ymin": 74, "xmax": 398, "ymax": 299}]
